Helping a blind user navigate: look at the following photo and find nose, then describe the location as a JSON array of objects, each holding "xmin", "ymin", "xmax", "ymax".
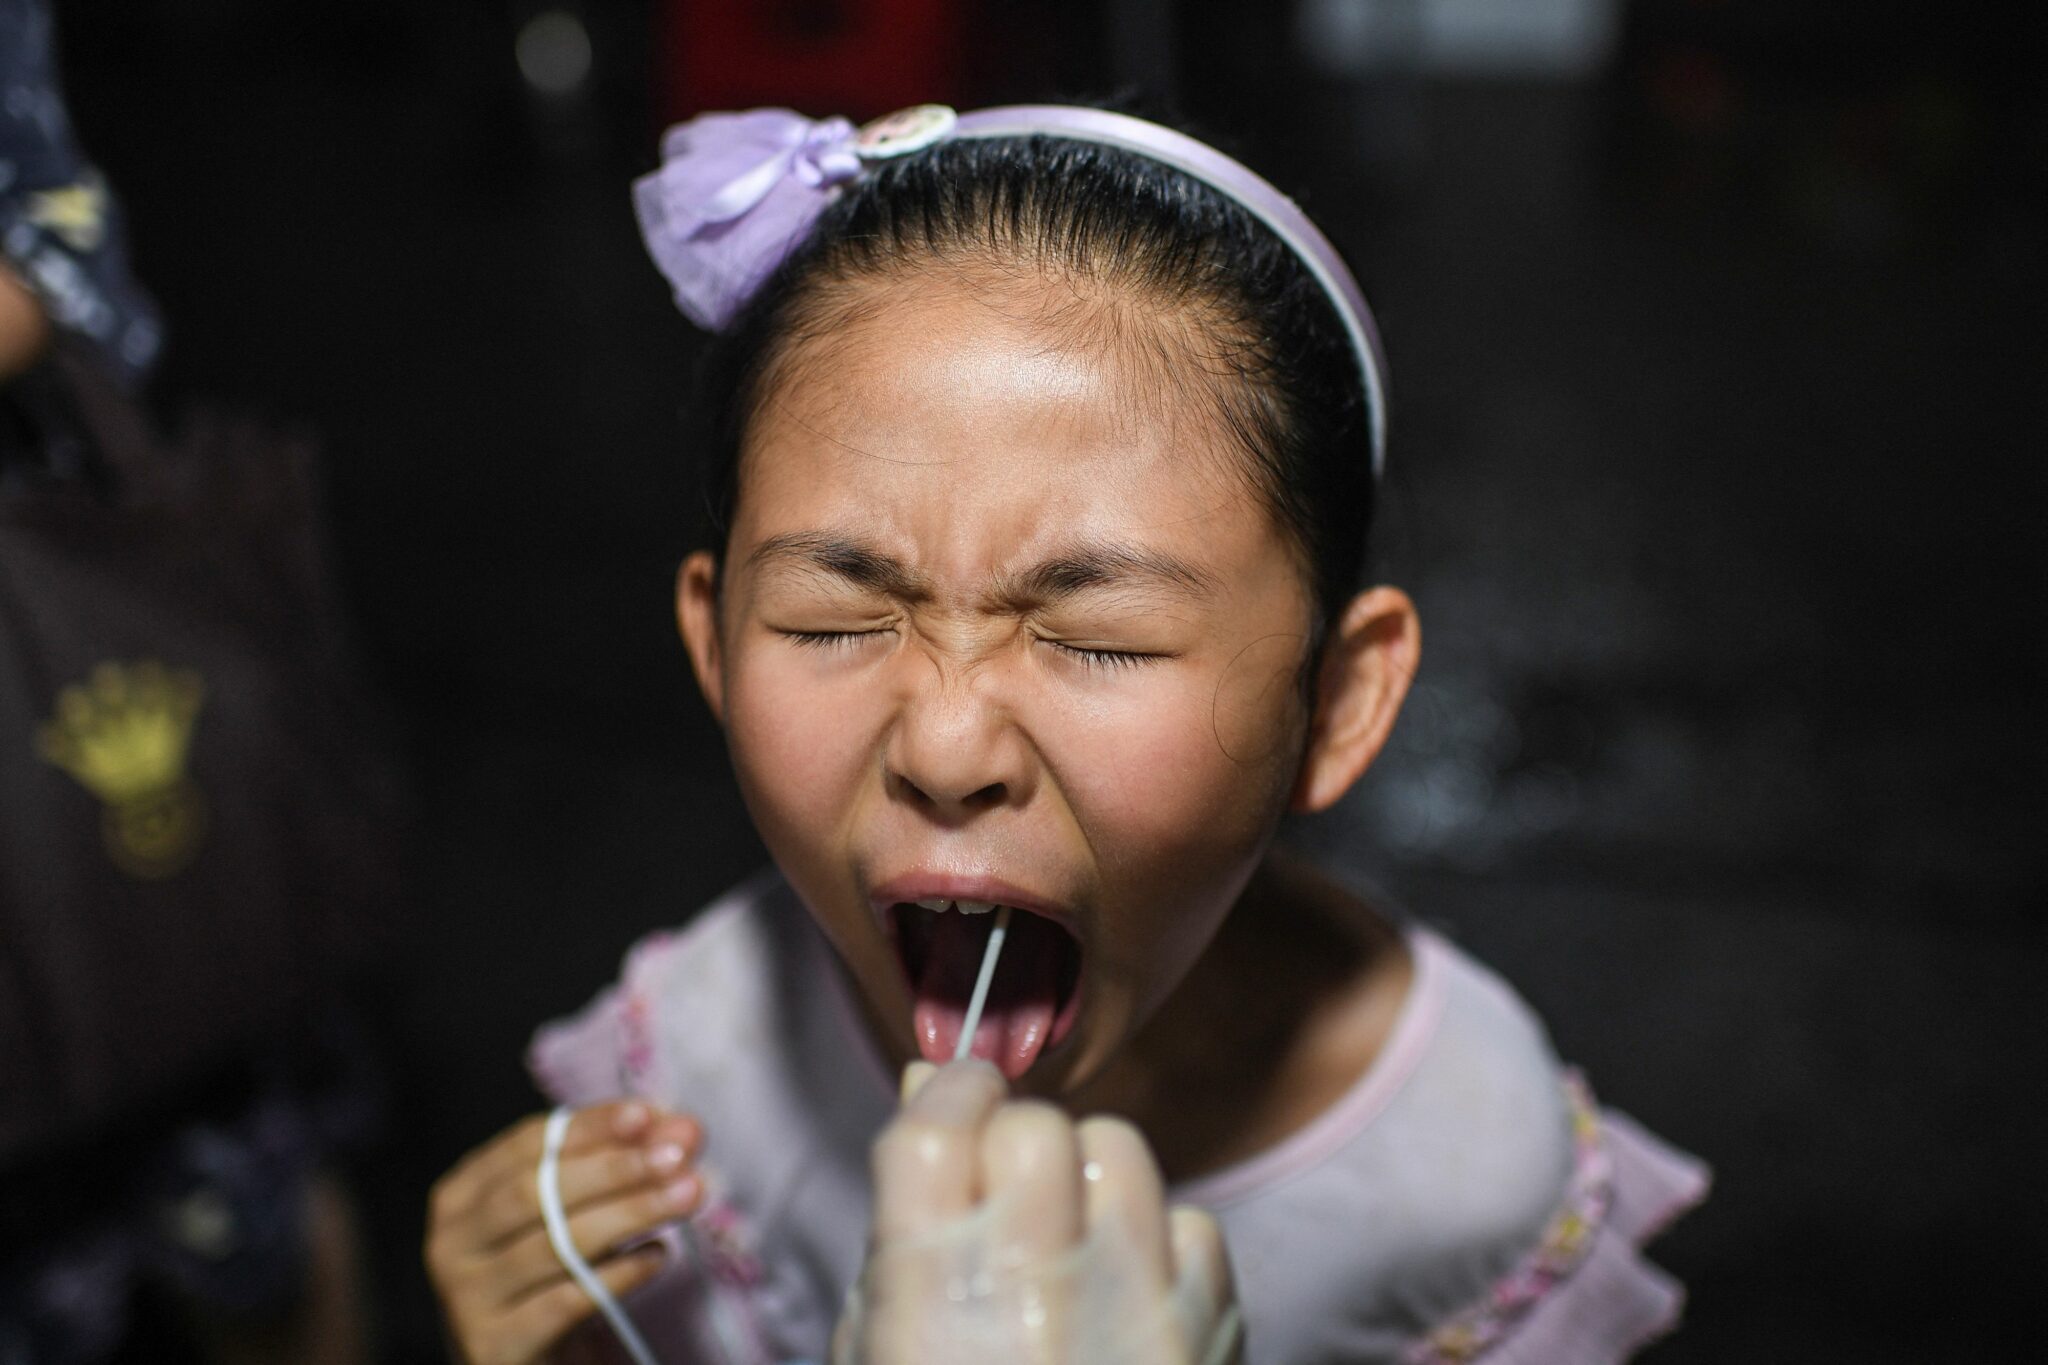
[{"xmin": 884, "ymin": 672, "xmax": 1033, "ymax": 822}]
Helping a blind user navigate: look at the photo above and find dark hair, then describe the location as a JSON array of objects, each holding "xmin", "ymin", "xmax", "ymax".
[{"xmin": 692, "ymin": 126, "xmax": 1377, "ymax": 633}]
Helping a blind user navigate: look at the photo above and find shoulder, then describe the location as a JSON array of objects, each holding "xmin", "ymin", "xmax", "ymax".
[
  {"xmin": 1186, "ymin": 924, "xmax": 1575, "ymax": 1251},
  {"xmin": 1185, "ymin": 926, "xmax": 1580, "ymax": 1357},
  {"xmin": 1366, "ymin": 930, "xmax": 1581, "ymax": 1278},
  {"xmin": 1381, "ymin": 934, "xmax": 1711, "ymax": 1363},
  {"xmin": 1236, "ymin": 860, "xmax": 1571, "ymax": 1226},
  {"xmin": 1411, "ymin": 932, "xmax": 1577, "ymax": 1193},
  {"xmin": 1202, "ymin": 928, "xmax": 1708, "ymax": 1362}
]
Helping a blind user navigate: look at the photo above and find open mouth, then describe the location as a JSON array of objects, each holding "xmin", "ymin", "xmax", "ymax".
[{"xmin": 888, "ymin": 899, "xmax": 1084, "ymax": 1079}]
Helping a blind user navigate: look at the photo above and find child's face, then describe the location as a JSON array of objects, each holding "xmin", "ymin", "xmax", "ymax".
[{"xmin": 683, "ymin": 270, "xmax": 1325, "ymax": 1096}]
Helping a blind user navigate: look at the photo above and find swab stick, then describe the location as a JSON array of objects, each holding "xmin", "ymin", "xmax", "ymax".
[{"xmin": 953, "ymin": 904, "xmax": 1013, "ymax": 1062}]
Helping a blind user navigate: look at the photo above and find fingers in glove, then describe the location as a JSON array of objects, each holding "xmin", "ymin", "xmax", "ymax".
[
  {"xmin": 872, "ymin": 1059, "xmax": 1008, "ymax": 1240},
  {"xmin": 866, "ymin": 1060, "xmax": 1009, "ymax": 1364},
  {"xmin": 1169, "ymin": 1206, "xmax": 1241, "ymax": 1365},
  {"xmin": 980, "ymin": 1100, "xmax": 1085, "ymax": 1263},
  {"xmin": 1078, "ymin": 1115, "xmax": 1173, "ymax": 1290},
  {"xmin": 900, "ymin": 1060, "xmax": 937, "ymax": 1104}
]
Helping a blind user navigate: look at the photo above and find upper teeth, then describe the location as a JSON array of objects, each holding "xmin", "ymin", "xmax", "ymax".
[{"xmin": 914, "ymin": 898, "xmax": 999, "ymax": 915}]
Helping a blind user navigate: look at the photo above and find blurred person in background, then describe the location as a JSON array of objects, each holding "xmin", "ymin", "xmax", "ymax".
[{"xmin": 2, "ymin": 1, "xmax": 398, "ymax": 1361}]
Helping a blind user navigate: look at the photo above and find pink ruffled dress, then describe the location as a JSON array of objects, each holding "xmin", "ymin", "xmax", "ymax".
[{"xmin": 530, "ymin": 872, "xmax": 1708, "ymax": 1364}]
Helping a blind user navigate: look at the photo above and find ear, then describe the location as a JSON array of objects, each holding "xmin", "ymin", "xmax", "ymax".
[
  {"xmin": 1291, "ymin": 586, "xmax": 1420, "ymax": 813},
  {"xmin": 676, "ymin": 551, "xmax": 727, "ymax": 724}
]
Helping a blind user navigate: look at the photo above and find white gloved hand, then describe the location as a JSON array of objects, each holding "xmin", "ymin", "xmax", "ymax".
[{"xmin": 833, "ymin": 1061, "xmax": 1242, "ymax": 1365}]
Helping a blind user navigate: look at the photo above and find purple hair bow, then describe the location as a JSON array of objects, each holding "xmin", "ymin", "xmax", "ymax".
[
  {"xmin": 632, "ymin": 109, "xmax": 866, "ymax": 330},
  {"xmin": 631, "ymin": 102, "xmax": 1389, "ymax": 475}
]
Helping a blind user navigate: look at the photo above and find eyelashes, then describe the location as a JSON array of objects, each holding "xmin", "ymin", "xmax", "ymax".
[
  {"xmin": 782, "ymin": 629, "xmax": 880, "ymax": 651},
  {"xmin": 777, "ymin": 629, "xmax": 1164, "ymax": 672},
  {"xmin": 1052, "ymin": 644, "xmax": 1160, "ymax": 672}
]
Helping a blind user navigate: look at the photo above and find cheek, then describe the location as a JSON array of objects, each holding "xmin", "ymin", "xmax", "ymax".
[
  {"xmin": 722, "ymin": 648, "xmax": 878, "ymax": 841},
  {"xmin": 1046, "ymin": 664, "xmax": 1300, "ymax": 876},
  {"xmin": 1041, "ymin": 672, "xmax": 1297, "ymax": 1039},
  {"xmin": 1211, "ymin": 632, "xmax": 1312, "ymax": 766}
]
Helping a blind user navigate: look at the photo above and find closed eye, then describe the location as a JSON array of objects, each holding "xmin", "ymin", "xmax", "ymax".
[
  {"xmin": 781, "ymin": 629, "xmax": 889, "ymax": 651},
  {"xmin": 1052, "ymin": 642, "xmax": 1166, "ymax": 672}
]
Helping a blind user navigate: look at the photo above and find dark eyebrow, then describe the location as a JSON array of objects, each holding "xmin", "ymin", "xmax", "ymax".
[
  {"xmin": 1006, "ymin": 543, "xmax": 1218, "ymax": 603},
  {"xmin": 748, "ymin": 531, "xmax": 930, "ymax": 599},
  {"xmin": 746, "ymin": 531, "xmax": 1216, "ymax": 604}
]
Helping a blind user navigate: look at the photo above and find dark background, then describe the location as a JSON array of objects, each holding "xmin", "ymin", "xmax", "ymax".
[{"xmin": 47, "ymin": 0, "xmax": 2047, "ymax": 1358}]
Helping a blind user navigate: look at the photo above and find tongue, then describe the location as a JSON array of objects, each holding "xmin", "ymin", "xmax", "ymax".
[{"xmin": 911, "ymin": 910, "xmax": 1060, "ymax": 1079}]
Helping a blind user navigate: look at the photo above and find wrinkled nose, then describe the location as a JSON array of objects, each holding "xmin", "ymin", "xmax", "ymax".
[{"xmin": 884, "ymin": 677, "xmax": 1032, "ymax": 821}]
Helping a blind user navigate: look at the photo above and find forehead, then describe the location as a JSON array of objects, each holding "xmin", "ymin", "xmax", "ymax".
[{"xmin": 734, "ymin": 271, "xmax": 1276, "ymax": 573}]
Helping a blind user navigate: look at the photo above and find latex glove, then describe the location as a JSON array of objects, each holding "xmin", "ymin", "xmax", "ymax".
[{"xmin": 834, "ymin": 1060, "xmax": 1242, "ymax": 1365}]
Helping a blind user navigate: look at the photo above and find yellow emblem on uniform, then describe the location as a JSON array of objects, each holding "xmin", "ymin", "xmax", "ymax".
[
  {"xmin": 36, "ymin": 660, "xmax": 207, "ymax": 879},
  {"xmin": 26, "ymin": 174, "xmax": 109, "ymax": 253}
]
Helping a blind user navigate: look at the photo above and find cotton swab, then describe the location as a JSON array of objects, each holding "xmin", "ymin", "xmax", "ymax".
[{"xmin": 953, "ymin": 904, "xmax": 1013, "ymax": 1062}]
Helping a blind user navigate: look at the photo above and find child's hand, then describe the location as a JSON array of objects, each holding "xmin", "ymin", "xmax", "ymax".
[
  {"xmin": 425, "ymin": 1101, "xmax": 704, "ymax": 1365},
  {"xmin": 836, "ymin": 1061, "xmax": 1242, "ymax": 1365}
]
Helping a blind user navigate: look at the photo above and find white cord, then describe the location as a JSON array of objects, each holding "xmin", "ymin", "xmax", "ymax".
[
  {"xmin": 953, "ymin": 905, "xmax": 1013, "ymax": 1062},
  {"xmin": 539, "ymin": 1106, "xmax": 664, "ymax": 1365}
]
